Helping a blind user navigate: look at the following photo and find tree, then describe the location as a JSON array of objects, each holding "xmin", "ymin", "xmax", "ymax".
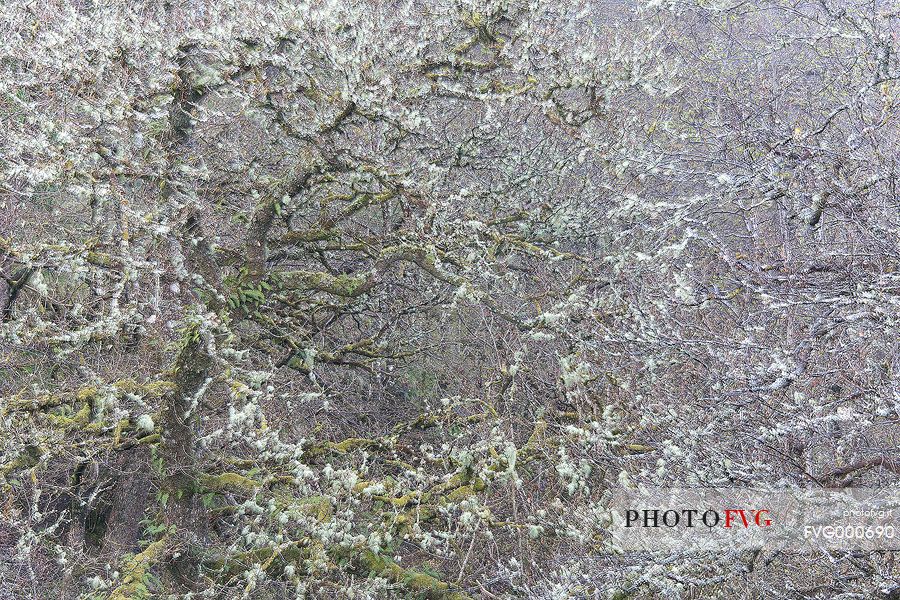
[{"xmin": 1, "ymin": 0, "xmax": 898, "ymax": 598}]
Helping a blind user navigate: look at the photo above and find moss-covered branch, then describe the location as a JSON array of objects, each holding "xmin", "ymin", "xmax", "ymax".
[
  {"xmin": 107, "ymin": 536, "xmax": 168, "ymax": 600},
  {"xmin": 332, "ymin": 548, "xmax": 473, "ymax": 600}
]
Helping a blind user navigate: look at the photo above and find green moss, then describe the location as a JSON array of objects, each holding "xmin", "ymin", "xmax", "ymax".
[
  {"xmin": 328, "ymin": 437, "xmax": 380, "ymax": 453},
  {"xmin": 373, "ymin": 490, "xmax": 422, "ymax": 508},
  {"xmin": 295, "ymin": 495, "xmax": 332, "ymax": 522},
  {"xmin": 280, "ymin": 270, "xmax": 371, "ymax": 297},
  {"xmin": 208, "ymin": 541, "xmax": 307, "ymax": 577},
  {"xmin": 272, "ymin": 492, "xmax": 333, "ymax": 522},
  {"xmin": 3, "ymin": 392, "xmax": 54, "ymax": 413},
  {"xmin": 199, "ymin": 472, "xmax": 260, "ymax": 492},
  {"xmin": 3, "ymin": 380, "xmax": 174, "ymax": 418},
  {"xmin": 335, "ymin": 548, "xmax": 472, "ymax": 600},
  {"xmin": 444, "ymin": 485, "xmax": 475, "ymax": 502},
  {"xmin": 47, "ymin": 402, "xmax": 91, "ymax": 429},
  {"xmin": 444, "ymin": 471, "xmax": 473, "ymax": 488},
  {"xmin": 441, "ymin": 477, "xmax": 485, "ymax": 504},
  {"xmin": 0, "ymin": 445, "xmax": 41, "ymax": 477},
  {"xmin": 623, "ymin": 444, "xmax": 654, "ymax": 454},
  {"xmin": 75, "ymin": 386, "xmax": 98, "ymax": 402},
  {"xmin": 137, "ymin": 433, "xmax": 161, "ymax": 445},
  {"xmin": 108, "ymin": 536, "xmax": 167, "ymax": 600},
  {"xmin": 85, "ymin": 251, "xmax": 112, "ymax": 267}
]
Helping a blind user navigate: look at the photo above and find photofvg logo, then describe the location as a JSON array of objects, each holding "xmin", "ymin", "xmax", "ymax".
[
  {"xmin": 624, "ymin": 507, "xmax": 772, "ymax": 529},
  {"xmin": 608, "ymin": 488, "xmax": 899, "ymax": 553}
]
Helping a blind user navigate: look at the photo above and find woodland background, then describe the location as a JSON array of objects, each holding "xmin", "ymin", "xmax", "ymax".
[{"xmin": 1, "ymin": 0, "xmax": 898, "ymax": 598}]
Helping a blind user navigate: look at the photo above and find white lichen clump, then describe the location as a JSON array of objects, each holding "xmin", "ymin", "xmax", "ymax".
[{"xmin": 135, "ymin": 414, "xmax": 155, "ymax": 433}]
